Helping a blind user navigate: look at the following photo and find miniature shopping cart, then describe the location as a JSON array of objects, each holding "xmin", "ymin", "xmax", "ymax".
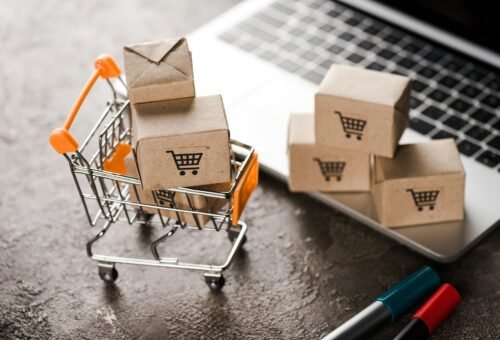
[
  {"xmin": 334, "ymin": 111, "xmax": 367, "ymax": 140},
  {"xmin": 49, "ymin": 55, "xmax": 259, "ymax": 290},
  {"xmin": 406, "ymin": 189, "xmax": 440, "ymax": 211},
  {"xmin": 314, "ymin": 158, "xmax": 345, "ymax": 181},
  {"xmin": 166, "ymin": 150, "xmax": 203, "ymax": 176}
]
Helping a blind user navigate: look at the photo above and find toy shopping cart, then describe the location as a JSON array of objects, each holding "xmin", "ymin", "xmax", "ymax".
[
  {"xmin": 334, "ymin": 111, "xmax": 366, "ymax": 140},
  {"xmin": 166, "ymin": 150, "xmax": 203, "ymax": 176},
  {"xmin": 49, "ymin": 55, "xmax": 259, "ymax": 290},
  {"xmin": 406, "ymin": 189, "xmax": 440, "ymax": 211},
  {"xmin": 314, "ymin": 158, "xmax": 345, "ymax": 181}
]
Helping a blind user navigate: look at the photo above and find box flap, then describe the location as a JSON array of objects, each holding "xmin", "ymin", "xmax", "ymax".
[
  {"xmin": 124, "ymin": 37, "xmax": 185, "ymax": 64},
  {"xmin": 132, "ymin": 95, "xmax": 229, "ymax": 143},
  {"xmin": 288, "ymin": 113, "xmax": 315, "ymax": 145},
  {"xmin": 375, "ymin": 139, "xmax": 465, "ymax": 181},
  {"xmin": 317, "ymin": 64, "xmax": 411, "ymax": 110}
]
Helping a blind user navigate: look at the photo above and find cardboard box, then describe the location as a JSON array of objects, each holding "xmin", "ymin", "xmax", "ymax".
[
  {"xmin": 288, "ymin": 113, "xmax": 371, "ymax": 192},
  {"xmin": 372, "ymin": 139, "xmax": 465, "ymax": 228},
  {"xmin": 125, "ymin": 153, "xmax": 230, "ymax": 227},
  {"xmin": 132, "ymin": 95, "xmax": 231, "ymax": 190},
  {"xmin": 123, "ymin": 37, "xmax": 195, "ymax": 104},
  {"xmin": 315, "ymin": 65, "xmax": 411, "ymax": 158}
]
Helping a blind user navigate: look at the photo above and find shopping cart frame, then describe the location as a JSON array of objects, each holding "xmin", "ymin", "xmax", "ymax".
[
  {"xmin": 49, "ymin": 55, "xmax": 258, "ymax": 290},
  {"xmin": 406, "ymin": 189, "xmax": 440, "ymax": 211},
  {"xmin": 313, "ymin": 158, "xmax": 345, "ymax": 181},
  {"xmin": 334, "ymin": 110, "xmax": 367, "ymax": 140}
]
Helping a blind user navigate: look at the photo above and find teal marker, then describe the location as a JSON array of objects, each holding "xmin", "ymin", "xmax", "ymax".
[{"xmin": 322, "ymin": 266, "xmax": 440, "ymax": 340}]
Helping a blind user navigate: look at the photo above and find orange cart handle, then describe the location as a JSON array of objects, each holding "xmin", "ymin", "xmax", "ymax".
[{"xmin": 49, "ymin": 55, "xmax": 121, "ymax": 154}]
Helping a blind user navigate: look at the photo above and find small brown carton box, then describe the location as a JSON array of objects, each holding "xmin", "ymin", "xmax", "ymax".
[
  {"xmin": 132, "ymin": 95, "xmax": 231, "ymax": 190},
  {"xmin": 315, "ymin": 64, "xmax": 411, "ymax": 158},
  {"xmin": 288, "ymin": 113, "xmax": 371, "ymax": 192},
  {"xmin": 372, "ymin": 139, "xmax": 465, "ymax": 228},
  {"xmin": 123, "ymin": 37, "xmax": 195, "ymax": 104},
  {"xmin": 125, "ymin": 153, "xmax": 230, "ymax": 227}
]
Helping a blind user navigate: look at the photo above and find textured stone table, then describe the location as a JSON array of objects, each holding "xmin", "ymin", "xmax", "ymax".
[{"xmin": 1, "ymin": 0, "xmax": 499, "ymax": 339}]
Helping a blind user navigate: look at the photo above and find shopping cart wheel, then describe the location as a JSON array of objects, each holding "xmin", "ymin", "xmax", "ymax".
[
  {"xmin": 418, "ymin": 207, "xmax": 423, "ymax": 212},
  {"xmin": 357, "ymin": 136, "xmax": 362, "ymax": 140},
  {"xmin": 98, "ymin": 263, "xmax": 118, "ymax": 283},
  {"xmin": 346, "ymin": 133, "xmax": 351, "ymax": 138},
  {"xmin": 336, "ymin": 176, "xmax": 341, "ymax": 181},
  {"xmin": 179, "ymin": 171, "xmax": 186, "ymax": 176},
  {"xmin": 204, "ymin": 273, "xmax": 225, "ymax": 290},
  {"xmin": 430, "ymin": 206, "xmax": 434, "ymax": 210},
  {"xmin": 325, "ymin": 177, "xmax": 330, "ymax": 182},
  {"xmin": 192, "ymin": 170, "xmax": 198, "ymax": 175}
]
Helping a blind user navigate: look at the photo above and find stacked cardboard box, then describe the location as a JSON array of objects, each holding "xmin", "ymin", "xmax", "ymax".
[
  {"xmin": 288, "ymin": 64, "xmax": 465, "ymax": 228},
  {"xmin": 121, "ymin": 37, "xmax": 233, "ymax": 227}
]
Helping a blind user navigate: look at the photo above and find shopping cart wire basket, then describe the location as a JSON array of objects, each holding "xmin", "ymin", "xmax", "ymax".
[
  {"xmin": 406, "ymin": 188, "xmax": 440, "ymax": 211},
  {"xmin": 334, "ymin": 111, "xmax": 367, "ymax": 140},
  {"xmin": 166, "ymin": 150, "xmax": 203, "ymax": 176},
  {"xmin": 49, "ymin": 55, "xmax": 259, "ymax": 290},
  {"xmin": 314, "ymin": 158, "xmax": 345, "ymax": 182}
]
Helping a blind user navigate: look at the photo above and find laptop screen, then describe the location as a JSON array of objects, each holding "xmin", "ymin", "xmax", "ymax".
[{"xmin": 375, "ymin": 0, "xmax": 500, "ymax": 54}]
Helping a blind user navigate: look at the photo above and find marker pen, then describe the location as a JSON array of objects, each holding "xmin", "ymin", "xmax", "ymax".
[
  {"xmin": 322, "ymin": 266, "xmax": 440, "ymax": 340},
  {"xmin": 393, "ymin": 283, "xmax": 461, "ymax": 340}
]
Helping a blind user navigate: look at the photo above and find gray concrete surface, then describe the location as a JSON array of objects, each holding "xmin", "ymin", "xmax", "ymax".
[{"xmin": 1, "ymin": 0, "xmax": 500, "ymax": 339}]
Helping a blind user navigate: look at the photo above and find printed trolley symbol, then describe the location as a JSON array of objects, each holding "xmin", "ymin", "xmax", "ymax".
[
  {"xmin": 334, "ymin": 111, "xmax": 367, "ymax": 140},
  {"xmin": 314, "ymin": 158, "xmax": 346, "ymax": 181},
  {"xmin": 166, "ymin": 150, "xmax": 203, "ymax": 176},
  {"xmin": 48, "ymin": 55, "xmax": 259, "ymax": 290},
  {"xmin": 406, "ymin": 189, "xmax": 440, "ymax": 211}
]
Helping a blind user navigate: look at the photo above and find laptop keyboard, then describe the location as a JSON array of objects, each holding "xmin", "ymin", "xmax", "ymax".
[{"xmin": 218, "ymin": 0, "xmax": 500, "ymax": 170}]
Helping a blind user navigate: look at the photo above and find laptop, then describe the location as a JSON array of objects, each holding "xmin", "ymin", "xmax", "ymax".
[{"xmin": 187, "ymin": 0, "xmax": 500, "ymax": 262}]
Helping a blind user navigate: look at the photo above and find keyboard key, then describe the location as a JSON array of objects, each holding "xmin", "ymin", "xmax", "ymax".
[
  {"xmin": 320, "ymin": 59, "xmax": 332, "ymax": 69},
  {"xmin": 466, "ymin": 68, "xmax": 488, "ymax": 82},
  {"xmin": 320, "ymin": 23, "xmax": 334, "ymax": 32},
  {"xmin": 258, "ymin": 49, "xmax": 277, "ymax": 61},
  {"xmin": 278, "ymin": 59, "xmax": 301, "ymax": 72},
  {"xmin": 339, "ymin": 32, "xmax": 355, "ymax": 42},
  {"xmin": 308, "ymin": 36, "xmax": 323, "ymax": 46},
  {"xmin": 347, "ymin": 53, "xmax": 363, "ymax": 63},
  {"xmin": 432, "ymin": 130, "xmax": 457, "ymax": 140},
  {"xmin": 379, "ymin": 49, "xmax": 396, "ymax": 60},
  {"xmin": 458, "ymin": 140, "xmax": 481, "ymax": 156},
  {"xmin": 443, "ymin": 115, "xmax": 468, "ymax": 130},
  {"xmin": 256, "ymin": 12, "xmax": 286, "ymax": 28},
  {"xmin": 411, "ymin": 97, "xmax": 423, "ymax": 109},
  {"xmin": 219, "ymin": 31, "xmax": 238, "ymax": 44},
  {"xmin": 300, "ymin": 16, "xmax": 315, "ymax": 24},
  {"xmin": 359, "ymin": 40, "xmax": 375, "ymax": 51},
  {"xmin": 327, "ymin": 44, "xmax": 344, "ymax": 54},
  {"xmin": 383, "ymin": 33, "xmax": 401, "ymax": 44},
  {"xmin": 444, "ymin": 59, "xmax": 466, "ymax": 72},
  {"xmin": 486, "ymin": 78, "xmax": 500, "ymax": 91},
  {"xmin": 424, "ymin": 50, "xmax": 444, "ymax": 62},
  {"xmin": 289, "ymin": 27, "xmax": 305, "ymax": 37},
  {"xmin": 239, "ymin": 22, "xmax": 278, "ymax": 43},
  {"xmin": 367, "ymin": 62, "xmax": 384, "ymax": 71},
  {"xmin": 441, "ymin": 76, "xmax": 459, "ymax": 88},
  {"xmin": 346, "ymin": 17, "xmax": 361, "ymax": 26},
  {"xmin": 272, "ymin": 2, "xmax": 295, "ymax": 15},
  {"xmin": 476, "ymin": 151, "xmax": 500, "ymax": 167},
  {"xmin": 410, "ymin": 118, "xmax": 435, "ymax": 135},
  {"xmin": 412, "ymin": 80, "xmax": 427, "ymax": 92},
  {"xmin": 449, "ymin": 99, "xmax": 472, "ymax": 113},
  {"xmin": 282, "ymin": 41, "xmax": 299, "ymax": 52},
  {"xmin": 403, "ymin": 42, "xmax": 422, "ymax": 53},
  {"xmin": 420, "ymin": 67, "xmax": 438, "ymax": 79},
  {"xmin": 303, "ymin": 70, "xmax": 323, "ymax": 84},
  {"xmin": 399, "ymin": 57, "xmax": 417, "ymax": 69},
  {"xmin": 422, "ymin": 106, "xmax": 445, "ymax": 120},
  {"xmin": 327, "ymin": 9, "xmax": 341, "ymax": 17},
  {"xmin": 483, "ymin": 94, "xmax": 500, "ymax": 109},
  {"xmin": 462, "ymin": 85, "xmax": 480, "ymax": 98},
  {"xmin": 487, "ymin": 136, "xmax": 500, "ymax": 152},
  {"xmin": 465, "ymin": 125, "xmax": 490, "ymax": 141},
  {"xmin": 364, "ymin": 24, "xmax": 382, "ymax": 35},
  {"xmin": 429, "ymin": 89, "xmax": 448, "ymax": 102},
  {"xmin": 471, "ymin": 109, "xmax": 495, "ymax": 123},
  {"xmin": 301, "ymin": 50, "xmax": 319, "ymax": 61}
]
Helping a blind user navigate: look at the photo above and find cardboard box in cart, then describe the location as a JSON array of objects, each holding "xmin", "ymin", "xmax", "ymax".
[
  {"xmin": 132, "ymin": 95, "xmax": 231, "ymax": 189},
  {"xmin": 125, "ymin": 153, "xmax": 230, "ymax": 227},
  {"xmin": 372, "ymin": 139, "xmax": 465, "ymax": 228},
  {"xmin": 288, "ymin": 113, "xmax": 371, "ymax": 192},
  {"xmin": 315, "ymin": 65, "xmax": 411, "ymax": 158},
  {"xmin": 123, "ymin": 37, "xmax": 195, "ymax": 104}
]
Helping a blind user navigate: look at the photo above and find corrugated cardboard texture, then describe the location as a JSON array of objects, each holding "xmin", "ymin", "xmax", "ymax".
[
  {"xmin": 123, "ymin": 37, "xmax": 195, "ymax": 104},
  {"xmin": 288, "ymin": 113, "xmax": 371, "ymax": 192},
  {"xmin": 125, "ymin": 153, "xmax": 229, "ymax": 227},
  {"xmin": 132, "ymin": 95, "xmax": 231, "ymax": 189},
  {"xmin": 373, "ymin": 139, "xmax": 465, "ymax": 228},
  {"xmin": 315, "ymin": 64, "xmax": 411, "ymax": 158}
]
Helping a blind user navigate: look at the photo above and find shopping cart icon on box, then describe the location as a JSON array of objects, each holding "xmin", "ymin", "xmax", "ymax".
[
  {"xmin": 334, "ymin": 111, "xmax": 367, "ymax": 140},
  {"xmin": 407, "ymin": 189, "xmax": 440, "ymax": 211},
  {"xmin": 166, "ymin": 150, "xmax": 203, "ymax": 176},
  {"xmin": 314, "ymin": 158, "xmax": 346, "ymax": 181},
  {"xmin": 154, "ymin": 190, "xmax": 175, "ymax": 207}
]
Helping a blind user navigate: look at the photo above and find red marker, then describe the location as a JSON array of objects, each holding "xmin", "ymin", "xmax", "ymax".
[{"xmin": 393, "ymin": 283, "xmax": 461, "ymax": 340}]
